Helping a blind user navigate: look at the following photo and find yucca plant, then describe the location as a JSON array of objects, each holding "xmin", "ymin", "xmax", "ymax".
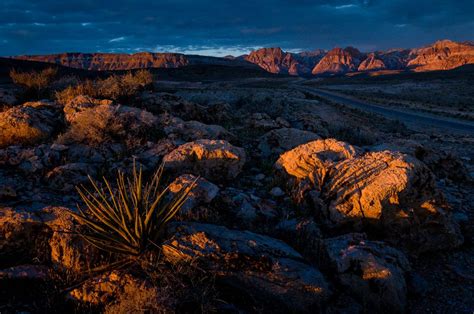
[{"xmin": 70, "ymin": 163, "xmax": 196, "ymax": 256}]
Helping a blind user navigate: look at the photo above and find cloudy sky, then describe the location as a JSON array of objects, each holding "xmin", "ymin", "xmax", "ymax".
[{"xmin": 1, "ymin": 0, "xmax": 473, "ymax": 56}]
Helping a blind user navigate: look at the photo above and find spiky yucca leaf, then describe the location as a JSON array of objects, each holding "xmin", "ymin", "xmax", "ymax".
[{"xmin": 70, "ymin": 163, "xmax": 196, "ymax": 256}]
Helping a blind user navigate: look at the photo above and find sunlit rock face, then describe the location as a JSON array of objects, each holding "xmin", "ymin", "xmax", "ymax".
[
  {"xmin": 408, "ymin": 40, "xmax": 474, "ymax": 72},
  {"xmin": 245, "ymin": 47, "xmax": 325, "ymax": 75},
  {"xmin": 312, "ymin": 47, "xmax": 365, "ymax": 75},
  {"xmin": 274, "ymin": 139, "xmax": 360, "ymax": 200},
  {"xmin": 275, "ymin": 140, "xmax": 463, "ymax": 253},
  {"xmin": 322, "ymin": 150, "xmax": 463, "ymax": 253},
  {"xmin": 0, "ymin": 101, "xmax": 63, "ymax": 148}
]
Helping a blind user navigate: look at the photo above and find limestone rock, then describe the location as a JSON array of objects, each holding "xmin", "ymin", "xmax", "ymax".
[
  {"xmin": 163, "ymin": 222, "xmax": 330, "ymax": 312},
  {"xmin": 258, "ymin": 128, "xmax": 321, "ymax": 158},
  {"xmin": 59, "ymin": 102, "xmax": 158, "ymax": 147},
  {"xmin": 161, "ymin": 114, "xmax": 233, "ymax": 141},
  {"xmin": 0, "ymin": 101, "xmax": 62, "ymax": 148},
  {"xmin": 168, "ymin": 174, "xmax": 219, "ymax": 219},
  {"xmin": 321, "ymin": 233, "xmax": 411, "ymax": 313},
  {"xmin": 63, "ymin": 95, "xmax": 113, "ymax": 122},
  {"xmin": 274, "ymin": 139, "xmax": 359, "ymax": 200},
  {"xmin": 324, "ymin": 151, "xmax": 463, "ymax": 252},
  {"xmin": 0, "ymin": 208, "xmax": 51, "ymax": 264},
  {"xmin": 163, "ymin": 140, "xmax": 246, "ymax": 181},
  {"xmin": 45, "ymin": 163, "xmax": 97, "ymax": 192}
]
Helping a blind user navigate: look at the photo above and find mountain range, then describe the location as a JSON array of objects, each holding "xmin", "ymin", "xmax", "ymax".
[{"xmin": 11, "ymin": 39, "xmax": 474, "ymax": 76}]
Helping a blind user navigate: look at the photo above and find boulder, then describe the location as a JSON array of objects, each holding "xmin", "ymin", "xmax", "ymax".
[
  {"xmin": 168, "ymin": 174, "xmax": 219, "ymax": 219},
  {"xmin": 0, "ymin": 264, "xmax": 50, "ymax": 281},
  {"xmin": 140, "ymin": 92, "xmax": 206, "ymax": 121},
  {"xmin": 59, "ymin": 103, "xmax": 158, "ymax": 147},
  {"xmin": 43, "ymin": 206, "xmax": 103, "ymax": 272},
  {"xmin": 215, "ymin": 187, "xmax": 278, "ymax": 229},
  {"xmin": 274, "ymin": 218, "xmax": 322, "ymax": 263},
  {"xmin": 45, "ymin": 163, "xmax": 98, "ymax": 192},
  {"xmin": 163, "ymin": 140, "xmax": 246, "ymax": 181},
  {"xmin": 0, "ymin": 207, "xmax": 102, "ymax": 272},
  {"xmin": 163, "ymin": 222, "xmax": 330, "ymax": 312},
  {"xmin": 258, "ymin": 128, "xmax": 321, "ymax": 158},
  {"xmin": 0, "ymin": 101, "xmax": 63, "ymax": 148},
  {"xmin": 0, "ymin": 208, "xmax": 51, "ymax": 266},
  {"xmin": 160, "ymin": 114, "xmax": 233, "ymax": 141},
  {"xmin": 372, "ymin": 139, "xmax": 469, "ymax": 181},
  {"xmin": 248, "ymin": 112, "xmax": 290, "ymax": 131},
  {"xmin": 321, "ymin": 233, "xmax": 411, "ymax": 313},
  {"xmin": 274, "ymin": 139, "xmax": 359, "ymax": 200},
  {"xmin": 63, "ymin": 95, "xmax": 113, "ymax": 123},
  {"xmin": 324, "ymin": 151, "xmax": 463, "ymax": 253},
  {"xmin": 68, "ymin": 270, "xmax": 168, "ymax": 312}
]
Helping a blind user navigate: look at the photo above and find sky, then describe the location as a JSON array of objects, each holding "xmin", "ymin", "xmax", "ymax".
[{"xmin": 1, "ymin": 0, "xmax": 473, "ymax": 56}]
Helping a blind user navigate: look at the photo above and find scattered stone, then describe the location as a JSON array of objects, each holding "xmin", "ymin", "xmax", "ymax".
[
  {"xmin": 0, "ymin": 265, "xmax": 50, "ymax": 281},
  {"xmin": 269, "ymin": 186, "xmax": 285, "ymax": 197}
]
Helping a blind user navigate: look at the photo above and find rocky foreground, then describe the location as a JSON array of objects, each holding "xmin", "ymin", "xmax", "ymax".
[{"xmin": 0, "ymin": 83, "xmax": 473, "ymax": 313}]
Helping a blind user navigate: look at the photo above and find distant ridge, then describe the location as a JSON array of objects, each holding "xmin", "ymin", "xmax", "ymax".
[{"xmin": 11, "ymin": 39, "xmax": 474, "ymax": 76}]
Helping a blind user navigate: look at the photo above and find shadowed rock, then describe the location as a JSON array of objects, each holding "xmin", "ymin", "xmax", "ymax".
[
  {"xmin": 163, "ymin": 140, "xmax": 246, "ymax": 181},
  {"xmin": 160, "ymin": 114, "xmax": 233, "ymax": 141},
  {"xmin": 321, "ymin": 233, "xmax": 410, "ymax": 313},
  {"xmin": 168, "ymin": 174, "xmax": 219, "ymax": 219},
  {"xmin": 258, "ymin": 128, "xmax": 321, "ymax": 158},
  {"xmin": 163, "ymin": 222, "xmax": 330, "ymax": 312}
]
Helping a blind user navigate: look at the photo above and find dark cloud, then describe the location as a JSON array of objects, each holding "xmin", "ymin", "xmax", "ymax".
[{"xmin": 0, "ymin": 0, "xmax": 472, "ymax": 56}]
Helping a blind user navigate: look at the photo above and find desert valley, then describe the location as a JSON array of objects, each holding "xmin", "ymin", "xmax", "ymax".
[{"xmin": 1, "ymin": 27, "xmax": 474, "ymax": 314}]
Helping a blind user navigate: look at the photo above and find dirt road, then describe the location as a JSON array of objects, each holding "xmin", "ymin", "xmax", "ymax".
[{"xmin": 296, "ymin": 85, "xmax": 474, "ymax": 136}]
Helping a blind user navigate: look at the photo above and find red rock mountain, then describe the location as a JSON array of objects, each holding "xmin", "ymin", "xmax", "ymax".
[
  {"xmin": 245, "ymin": 47, "xmax": 326, "ymax": 76},
  {"xmin": 245, "ymin": 48, "xmax": 298, "ymax": 75},
  {"xmin": 11, "ymin": 40, "xmax": 474, "ymax": 76},
  {"xmin": 312, "ymin": 47, "xmax": 365, "ymax": 75},
  {"xmin": 407, "ymin": 40, "xmax": 474, "ymax": 72},
  {"xmin": 14, "ymin": 52, "xmax": 189, "ymax": 71}
]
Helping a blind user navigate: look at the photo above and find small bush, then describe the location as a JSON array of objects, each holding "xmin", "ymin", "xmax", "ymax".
[
  {"xmin": 70, "ymin": 163, "xmax": 196, "ymax": 256},
  {"xmin": 55, "ymin": 70, "xmax": 153, "ymax": 105},
  {"xmin": 10, "ymin": 67, "xmax": 58, "ymax": 99}
]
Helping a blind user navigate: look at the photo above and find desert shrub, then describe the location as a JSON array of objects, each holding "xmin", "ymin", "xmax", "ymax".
[
  {"xmin": 57, "ymin": 103, "xmax": 161, "ymax": 148},
  {"xmin": 10, "ymin": 67, "xmax": 58, "ymax": 99},
  {"xmin": 55, "ymin": 80, "xmax": 97, "ymax": 105},
  {"xmin": 70, "ymin": 163, "xmax": 196, "ymax": 257},
  {"xmin": 55, "ymin": 70, "xmax": 153, "ymax": 105}
]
